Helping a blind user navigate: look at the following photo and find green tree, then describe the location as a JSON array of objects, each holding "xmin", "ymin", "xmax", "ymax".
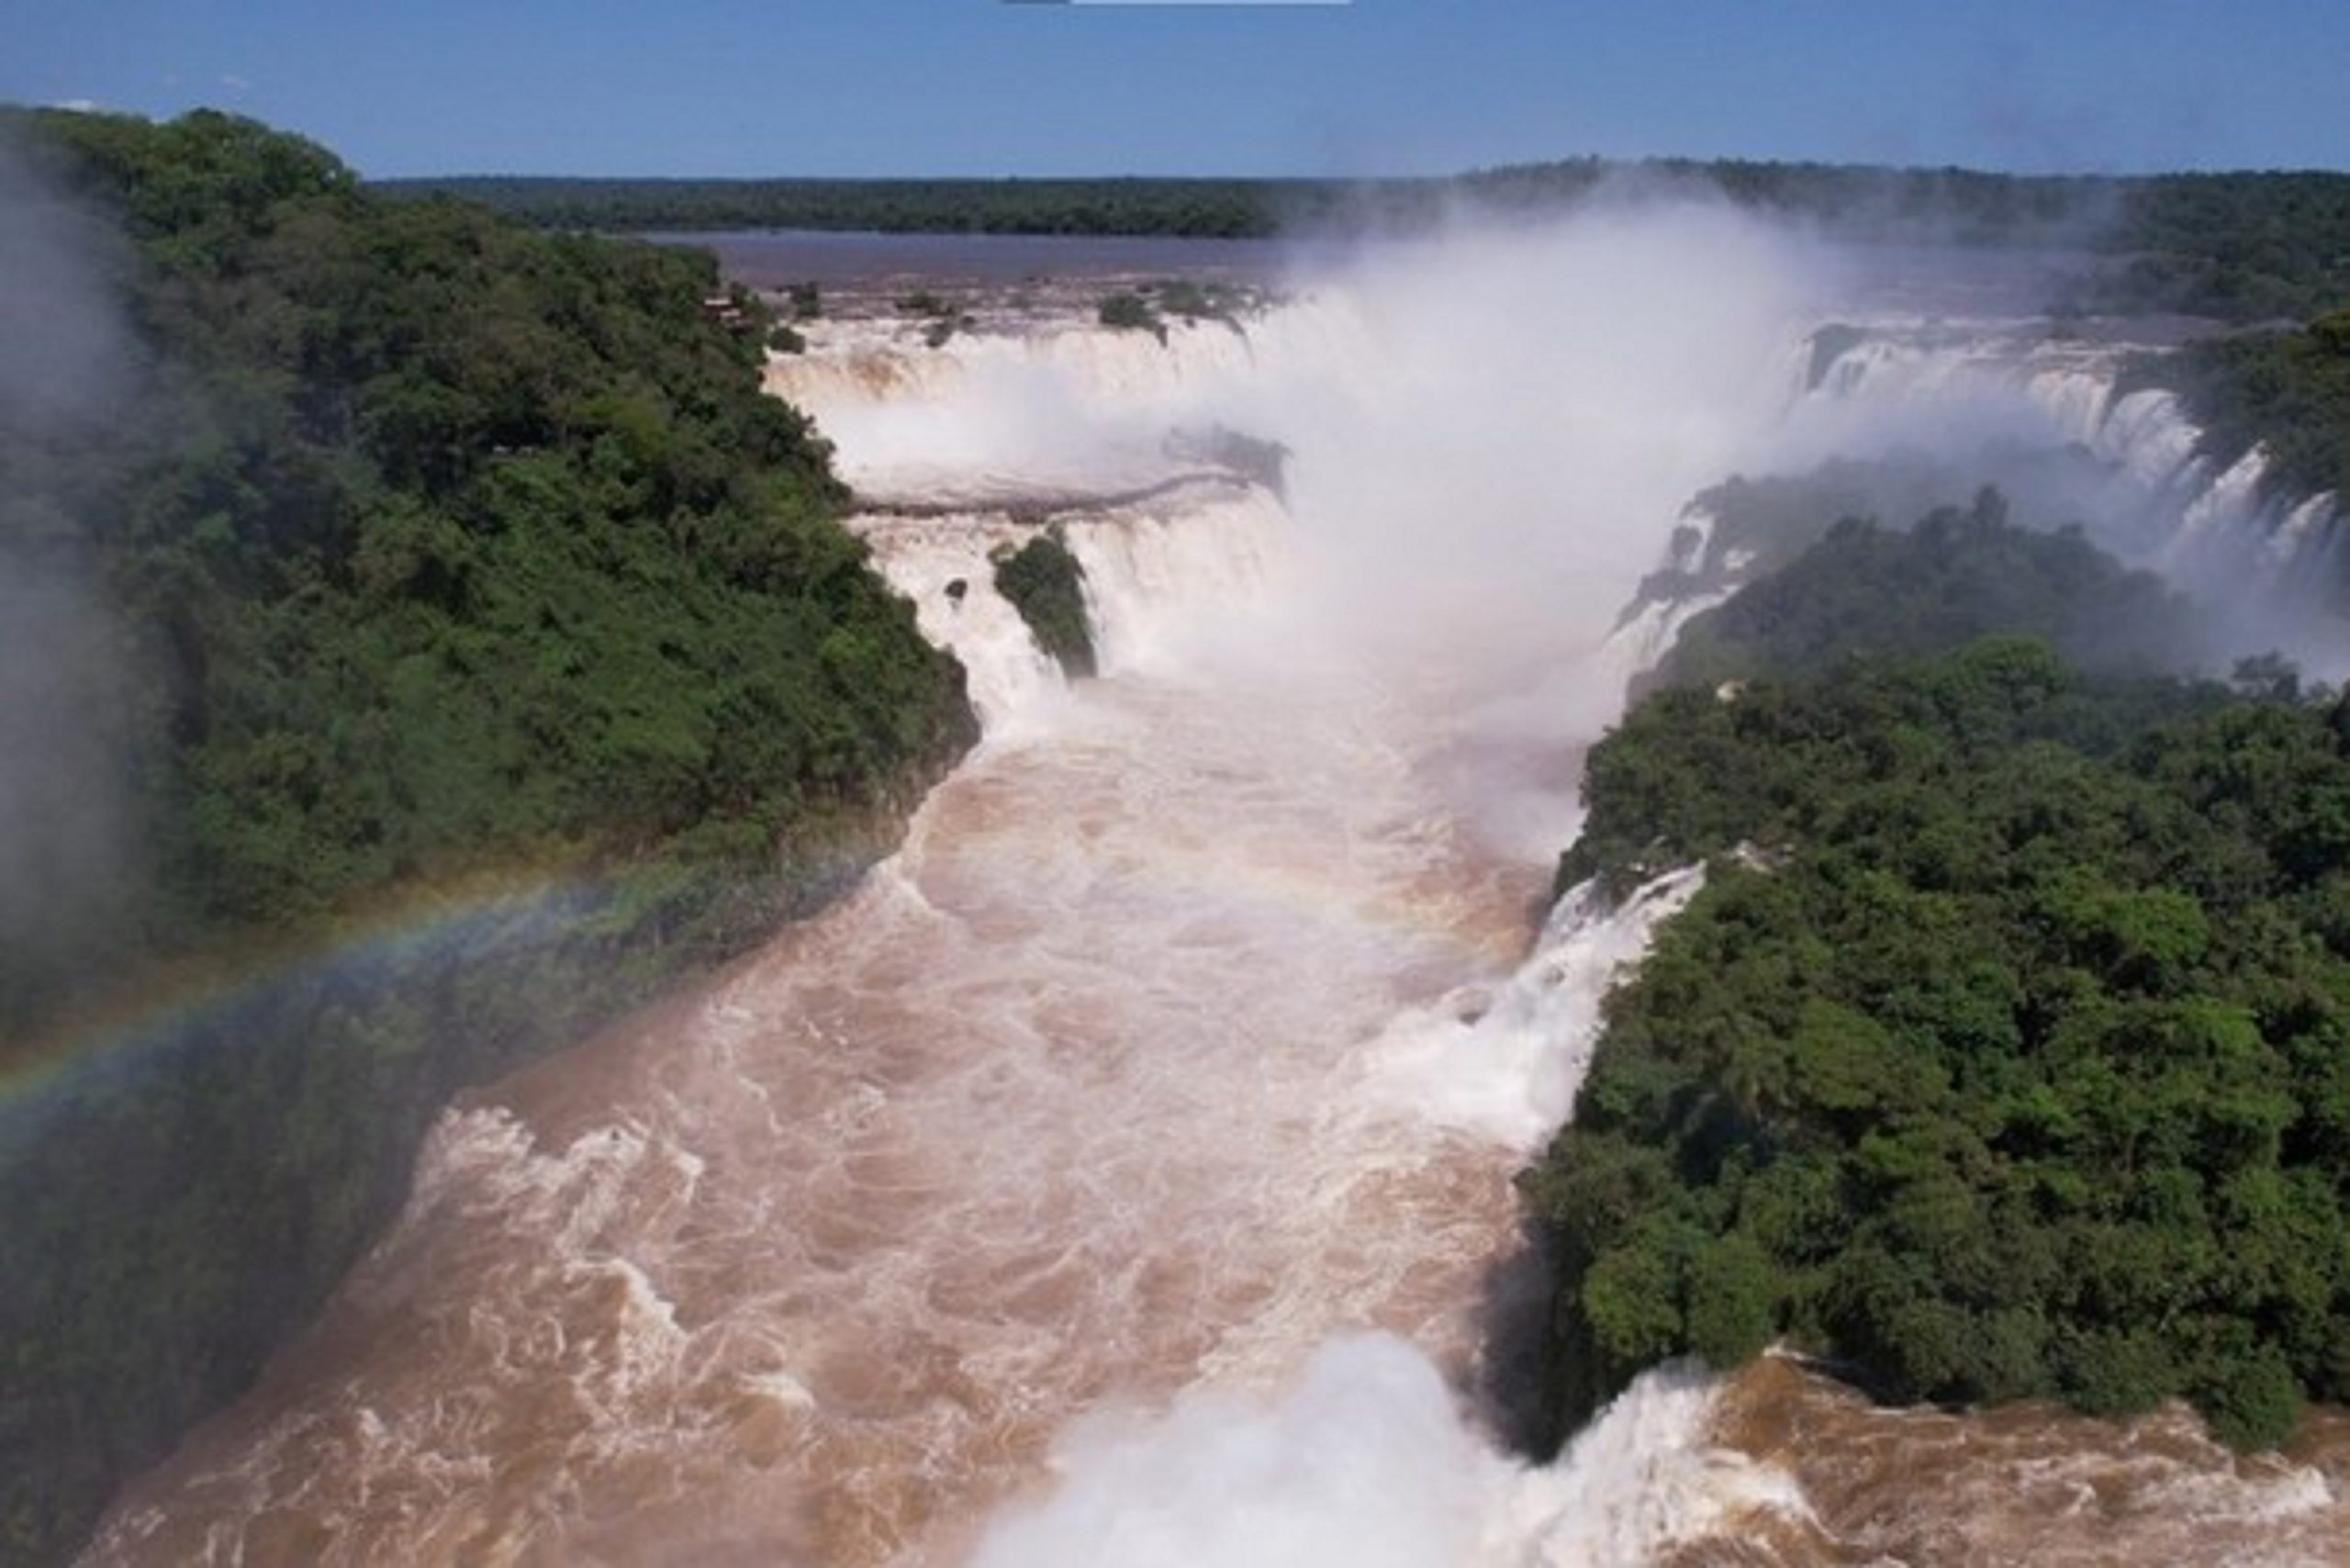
[{"xmin": 1528, "ymin": 509, "xmax": 2350, "ymax": 1457}]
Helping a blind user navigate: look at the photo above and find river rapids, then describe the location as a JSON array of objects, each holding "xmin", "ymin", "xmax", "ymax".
[{"xmin": 84, "ymin": 211, "xmax": 2350, "ymax": 1566}]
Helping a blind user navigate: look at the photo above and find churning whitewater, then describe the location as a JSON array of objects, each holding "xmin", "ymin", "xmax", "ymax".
[{"xmin": 83, "ymin": 207, "xmax": 2350, "ymax": 1565}]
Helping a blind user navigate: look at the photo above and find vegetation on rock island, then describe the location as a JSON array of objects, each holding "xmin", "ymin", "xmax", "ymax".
[{"xmin": 994, "ymin": 528, "xmax": 1097, "ymax": 680}]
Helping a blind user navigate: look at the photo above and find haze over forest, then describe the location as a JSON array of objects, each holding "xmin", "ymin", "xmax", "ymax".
[{"xmin": 9, "ymin": 5, "xmax": 2350, "ymax": 1567}]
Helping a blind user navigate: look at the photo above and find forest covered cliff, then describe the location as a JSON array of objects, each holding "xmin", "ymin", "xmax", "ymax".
[
  {"xmin": 1531, "ymin": 501, "xmax": 2350, "ymax": 1455},
  {"xmin": 0, "ymin": 107, "xmax": 974, "ymax": 1565}
]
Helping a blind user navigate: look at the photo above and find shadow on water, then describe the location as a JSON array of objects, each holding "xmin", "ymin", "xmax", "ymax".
[{"xmin": 1468, "ymin": 1211, "xmax": 1565, "ymax": 1460}]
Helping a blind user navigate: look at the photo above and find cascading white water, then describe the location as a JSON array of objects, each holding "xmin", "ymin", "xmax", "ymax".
[
  {"xmin": 840, "ymin": 483, "xmax": 1294, "ymax": 741},
  {"xmin": 966, "ymin": 1336, "xmax": 1809, "ymax": 1568},
  {"xmin": 810, "ymin": 271, "xmax": 2350, "ymax": 690},
  {"xmin": 87, "ymin": 207, "xmax": 1833, "ymax": 1568},
  {"xmin": 768, "ymin": 310, "xmax": 1355, "ymax": 507},
  {"xmin": 93, "ymin": 207, "xmax": 2350, "ymax": 1568},
  {"xmin": 1785, "ymin": 324, "xmax": 2348, "ymax": 668},
  {"xmin": 853, "ymin": 513, "xmax": 1070, "ymax": 730},
  {"xmin": 1364, "ymin": 865, "xmax": 1707, "ymax": 1152}
]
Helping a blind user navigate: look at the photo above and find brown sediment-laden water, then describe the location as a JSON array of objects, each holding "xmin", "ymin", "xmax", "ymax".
[{"xmin": 85, "ymin": 218, "xmax": 2350, "ymax": 1565}]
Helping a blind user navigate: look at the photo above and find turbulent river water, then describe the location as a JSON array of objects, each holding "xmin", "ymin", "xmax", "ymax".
[{"xmin": 84, "ymin": 216, "xmax": 2350, "ymax": 1564}]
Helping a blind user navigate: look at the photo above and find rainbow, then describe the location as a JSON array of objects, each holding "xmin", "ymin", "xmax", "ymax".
[
  {"xmin": 3, "ymin": 791, "xmax": 1543, "ymax": 1125},
  {"xmin": 0, "ymin": 860, "xmax": 596, "ymax": 1120},
  {"xmin": 901, "ymin": 796, "xmax": 1535, "ymax": 980}
]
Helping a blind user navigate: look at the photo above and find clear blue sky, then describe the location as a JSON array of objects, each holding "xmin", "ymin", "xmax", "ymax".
[{"xmin": 8, "ymin": 0, "xmax": 2349, "ymax": 180}]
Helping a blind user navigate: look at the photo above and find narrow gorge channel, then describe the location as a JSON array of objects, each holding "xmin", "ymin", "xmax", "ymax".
[{"xmin": 87, "ymin": 212, "xmax": 2350, "ymax": 1566}]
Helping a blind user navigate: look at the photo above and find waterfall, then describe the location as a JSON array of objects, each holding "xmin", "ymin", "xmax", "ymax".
[
  {"xmin": 854, "ymin": 485, "xmax": 1293, "ymax": 738},
  {"xmin": 1063, "ymin": 488, "xmax": 1293, "ymax": 678},
  {"xmin": 767, "ymin": 316, "xmax": 1307, "ymax": 505},
  {"xmin": 968, "ymin": 1337, "xmax": 1807, "ymax": 1568},
  {"xmin": 1364, "ymin": 866, "xmax": 1707, "ymax": 1151},
  {"xmin": 95, "ymin": 216, "xmax": 2350, "ymax": 1568},
  {"xmin": 853, "ymin": 513, "xmax": 1071, "ymax": 733},
  {"xmin": 1779, "ymin": 324, "xmax": 2347, "ymax": 668}
]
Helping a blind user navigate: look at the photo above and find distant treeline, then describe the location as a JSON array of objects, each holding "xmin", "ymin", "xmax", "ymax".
[
  {"xmin": 375, "ymin": 174, "xmax": 1300, "ymax": 241},
  {"xmin": 379, "ymin": 160, "xmax": 2350, "ymax": 322}
]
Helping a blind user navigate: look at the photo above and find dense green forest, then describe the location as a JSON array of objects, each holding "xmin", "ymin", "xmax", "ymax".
[
  {"xmin": 1529, "ymin": 508, "xmax": 2350, "ymax": 1453},
  {"xmin": 385, "ymin": 161, "xmax": 2350, "ymax": 324},
  {"xmin": 2095, "ymin": 174, "xmax": 2350, "ymax": 322},
  {"xmin": 0, "ymin": 107, "xmax": 974, "ymax": 1566},
  {"xmin": 1639, "ymin": 489, "xmax": 2199, "ymax": 701},
  {"xmin": 1617, "ymin": 445, "xmax": 2191, "ymax": 666},
  {"xmin": 374, "ymin": 174, "xmax": 1293, "ymax": 240},
  {"xmin": 1622, "ymin": 459, "xmax": 1979, "ymax": 623}
]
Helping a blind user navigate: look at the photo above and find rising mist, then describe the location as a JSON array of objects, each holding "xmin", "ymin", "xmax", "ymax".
[{"xmin": 0, "ymin": 133, "xmax": 148, "ymax": 1039}]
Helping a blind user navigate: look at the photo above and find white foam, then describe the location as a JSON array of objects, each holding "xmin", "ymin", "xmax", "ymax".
[
  {"xmin": 1493, "ymin": 1360, "xmax": 1813, "ymax": 1565},
  {"xmin": 856, "ymin": 512, "xmax": 1070, "ymax": 734},
  {"xmin": 1367, "ymin": 867, "xmax": 1705, "ymax": 1151},
  {"xmin": 768, "ymin": 318, "xmax": 1280, "ymax": 502},
  {"xmin": 1065, "ymin": 488, "xmax": 1293, "ymax": 678},
  {"xmin": 970, "ymin": 1336, "xmax": 1804, "ymax": 1568},
  {"xmin": 855, "ymin": 486, "xmax": 1292, "ymax": 740}
]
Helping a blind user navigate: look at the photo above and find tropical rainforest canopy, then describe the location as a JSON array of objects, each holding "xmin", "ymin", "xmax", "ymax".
[
  {"xmin": 0, "ymin": 106, "xmax": 972, "ymax": 1565},
  {"xmin": 6, "ymin": 97, "xmax": 2350, "ymax": 1565},
  {"xmin": 1532, "ymin": 506, "xmax": 2350, "ymax": 1453}
]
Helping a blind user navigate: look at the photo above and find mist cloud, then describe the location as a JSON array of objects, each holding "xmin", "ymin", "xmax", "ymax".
[
  {"xmin": 0, "ymin": 131, "xmax": 136, "ymax": 439},
  {"xmin": 0, "ymin": 129, "xmax": 147, "ymax": 1033},
  {"xmin": 1270, "ymin": 199, "xmax": 1827, "ymax": 664},
  {"xmin": 968, "ymin": 1334, "xmax": 1800, "ymax": 1568},
  {"xmin": 970, "ymin": 1337, "xmax": 1493, "ymax": 1568}
]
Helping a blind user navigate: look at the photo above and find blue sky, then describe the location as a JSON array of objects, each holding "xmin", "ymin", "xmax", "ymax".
[{"xmin": 7, "ymin": 0, "xmax": 2348, "ymax": 180}]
